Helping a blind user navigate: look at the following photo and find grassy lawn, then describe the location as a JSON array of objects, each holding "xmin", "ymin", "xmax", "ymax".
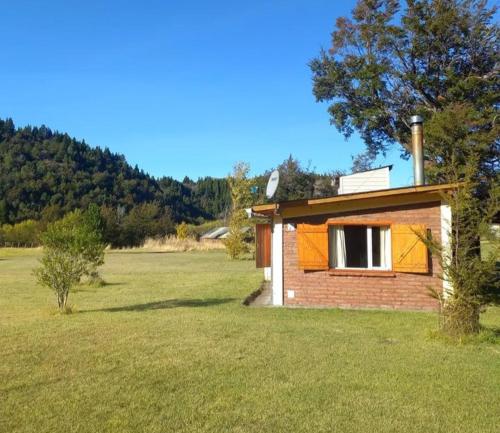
[{"xmin": 1, "ymin": 249, "xmax": 499, "ymax": 433}]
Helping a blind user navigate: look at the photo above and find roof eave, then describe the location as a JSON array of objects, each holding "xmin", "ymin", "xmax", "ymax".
[{"xmin": 251, "ymin": 183, "xmax": 459, "ymax": 215}]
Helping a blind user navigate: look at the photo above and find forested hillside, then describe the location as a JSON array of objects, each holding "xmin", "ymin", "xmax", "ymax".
[
  {"xmin": 0, "ymin": 118, "xmax": 230, "ymax": 226},
  {"xmin": 0, "ymin": 118, "xmax": 340, "ymax": 246}
]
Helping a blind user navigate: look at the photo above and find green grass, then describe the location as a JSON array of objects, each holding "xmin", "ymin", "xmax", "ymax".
[{"xmin": 1, "ymin": 249, "xmax": 499, "ymax": 433}]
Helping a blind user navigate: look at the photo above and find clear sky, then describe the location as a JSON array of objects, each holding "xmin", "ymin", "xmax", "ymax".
[{"xmin": 1, "ymin": 0, "xmax": 413, "ymax": 186}]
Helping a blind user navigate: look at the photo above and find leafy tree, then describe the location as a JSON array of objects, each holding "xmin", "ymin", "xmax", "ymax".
[
  {"xmin": 192, "ymin": 177, "xmax": 231, "ymax": 219},
  {"xmin": 251, "ymin": 156, "xmax": 342, "ymax": 203},
  {"xmin": 176, "ymin": 222, "xmax": 189, "ymax": 240},
  {"xmin": 100, "ymin": 205, "xmax": 123, "ymax": 248},
  {"xmin": 35, "ymin": 247, "xmax": 85, "ymax": 311},
  {"xmin": 351, "ymin": 151, "xmax": 375, "ymax": 173},
  {"xmin": 81, "ymin": 204, "xmax": 106, "ymax": 278},
  {"xmin": 273, "ymin": 155, "xmax": 316, "ymax": 202},
  {"xmin": 35, "ymin": 209, "xmax": 106, "ymax": 311},
  {"xmin": 1, "ymin": 220, "xmax": 40, "ymax": 246},
  {"xmin": 0, "ymin": 200, "xmax": 7, "ymax": 225},
  {"xmin": 85, "ymin": 204, "xmax": 104, "ymax": 234},
  {"xmin": 121, "ymin": 202, "xmax": 174, "ymax": 247},
  {"xmin": 312, "ymin": 0, "xmax": 499, "ymax": 335},
  {"xmin": 310, "ymin": 0, "xmax": 499, "ymax": 181},
  {"xmin": 226, "ymin": 162, "xmax": 253, "ymax": 259},
  {"xmin": 422, "ymin": 106, "xmax": 499, "ymax": 335}
]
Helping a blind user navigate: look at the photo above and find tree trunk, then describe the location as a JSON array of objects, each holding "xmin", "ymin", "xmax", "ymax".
[{"xmin": 57, "ymin": 290, "xmax": 69, "ymax": 312}]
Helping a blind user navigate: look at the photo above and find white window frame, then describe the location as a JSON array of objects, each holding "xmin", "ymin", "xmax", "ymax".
[{"xmin": 329, "ymin": 225, "xmax": 392, "ymax": 271}]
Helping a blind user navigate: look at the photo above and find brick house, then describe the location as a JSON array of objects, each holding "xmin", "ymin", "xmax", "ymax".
[
  {"xmin": 250, "ymin": 116, "xmax": 456, "ymax": 311},
  {"xmin": 252, "ymin": 183, "xmax": 455, "ymax": 311}
]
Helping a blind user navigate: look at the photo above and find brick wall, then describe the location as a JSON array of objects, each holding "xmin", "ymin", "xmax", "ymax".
[{"xmin": 283, "ymin": 202, "xmax": 442, "ymax": 311}]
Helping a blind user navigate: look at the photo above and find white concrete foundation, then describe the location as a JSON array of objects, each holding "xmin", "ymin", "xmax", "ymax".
[{"xmin": 263, "ymin": 267, "xmax": 271, "ymax": 281}]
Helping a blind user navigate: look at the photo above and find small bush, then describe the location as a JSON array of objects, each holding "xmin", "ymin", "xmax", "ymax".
[
  {"xmin": 34, "ymin": 209, "xmax": 106, "ymax": 311},
  {"xmin": 176, "ymin": 222, "xmax": 189, "ymax": 240},
  {"xmin": 87, "ymin": 271, "xmax": 107, "ymax": 287}
]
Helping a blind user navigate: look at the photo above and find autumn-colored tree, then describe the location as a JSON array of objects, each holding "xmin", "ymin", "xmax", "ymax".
[
  {"xmin": 226, "ymin": 162, "xmax": 253, "ymax": 259},
  {"xmin": 176, "ymin": 222, "xmax": 189, "ymax": 240}
]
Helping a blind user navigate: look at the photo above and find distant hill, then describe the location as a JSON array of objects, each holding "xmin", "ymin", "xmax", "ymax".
[
  {"xmin": 0, "ymin": 118, "xmax": 341, "ymax": 236},
  {"xmin": 0, "ymin": 118, "xmax": 230, "ymax": 225}
]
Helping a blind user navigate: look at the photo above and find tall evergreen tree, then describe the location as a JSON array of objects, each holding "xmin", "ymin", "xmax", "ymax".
[
  {"xmin": 311, "ymin": 0, "xmax": 499, "ymax": 334},
  {"xmin": 311, "ymin": 0, "xmax": 499, "ymax": 181}
]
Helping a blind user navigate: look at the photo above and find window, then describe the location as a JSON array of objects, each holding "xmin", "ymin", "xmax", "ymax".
[{"xmin": 329, "ymin": 225, "xmax": 391, "ymax": 270}]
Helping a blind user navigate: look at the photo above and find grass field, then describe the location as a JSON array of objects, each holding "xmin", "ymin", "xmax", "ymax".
[{"xmin": 1, "ymin": 249, "xmax": 499, "ymax": 433}]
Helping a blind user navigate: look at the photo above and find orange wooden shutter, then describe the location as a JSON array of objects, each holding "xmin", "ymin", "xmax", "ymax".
[
  {"xmin": 255, "ymin": 224, "xmax": 271, "ymax": 268},
  {"xmin": 297, "ymin": 223, "xmax": 329, "ymax": 270},
  {"xmin": 391, "ymin": 224, "xmax": 429, "ymax": 273}
]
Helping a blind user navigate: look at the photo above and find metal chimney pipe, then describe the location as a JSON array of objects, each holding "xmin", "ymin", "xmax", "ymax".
[{"xmin": 410, "ymin": 115, "xmax": 424, "ymax": 186}]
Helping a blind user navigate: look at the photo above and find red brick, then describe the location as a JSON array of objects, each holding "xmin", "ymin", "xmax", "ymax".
[{"xmin": 283, "ymin": 202, "xmax": 441, "ymax": 311}]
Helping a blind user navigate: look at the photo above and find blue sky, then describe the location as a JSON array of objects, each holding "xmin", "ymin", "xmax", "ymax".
[{"xmin": 1, "ymin": 0, "xmax": 413, "ymax": 186}]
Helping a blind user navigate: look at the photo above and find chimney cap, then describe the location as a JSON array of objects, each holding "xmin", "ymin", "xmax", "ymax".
[{"xmin": 410, "ymin": 115, "xmax": 423, "ymax": 125}]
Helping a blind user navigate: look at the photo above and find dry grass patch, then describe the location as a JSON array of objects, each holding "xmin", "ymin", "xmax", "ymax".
[{"xmin": 135, "ymin": 235, "xmax": 226, "ymax": 252}]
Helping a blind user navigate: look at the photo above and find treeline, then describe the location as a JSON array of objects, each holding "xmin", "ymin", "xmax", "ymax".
[
  {"xmin": 0, "ymin": 118, "xmax": 343, "ymax": 247},
  {"xmin": 252, "ymin": 155, "xmax": 341, "ymax": 203},
  {"xmin": 0, "ymin": 220, "xmax": 41, "ymax": 247},
  {"xmin": 0, "ymin": 203, "xmax": 174, "ymax": 248}
]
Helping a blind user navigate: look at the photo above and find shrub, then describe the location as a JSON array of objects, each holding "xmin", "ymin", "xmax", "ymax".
[
  {"xmin": 422, "ymin": 129, "xmax": 499, "ymax": 336},
  {"xmin": 34, "ymin": 209, "xmax": 106, "ymax": 311},
  {"xmin": 226, "ymin": 162, "xmax": 252, "ymax": 259},
  {"xmin": 176, "ymin": 222, "xmax": 189, "ymax": 240},
  {"xmin": 35, "ymin": 248, "xmax": 85, "ymax": 311}
]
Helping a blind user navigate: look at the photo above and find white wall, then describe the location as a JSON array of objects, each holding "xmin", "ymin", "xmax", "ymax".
[
  {"xmin": 339, "ymin": 167, "xmax": 391, "ymax": 194},
  {"xmin": 271, "ymin": 215, "xmax": 283, "ymax": 306}
]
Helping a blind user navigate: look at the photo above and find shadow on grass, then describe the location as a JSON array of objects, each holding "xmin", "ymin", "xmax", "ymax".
[
  {"xmin": 483, "ymin": 326, "xmax": 500, "ymax": 337},
  {"xmin": 80, "ymin": 297, "xmax": 236, "ymax": 313},
  {"xmin": 73, "ymin": 282, "xmax": 125, "ymax": 293}
]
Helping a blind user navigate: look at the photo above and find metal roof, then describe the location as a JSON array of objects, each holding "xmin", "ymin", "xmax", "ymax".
[
  {"xmin": 200, "ymin": 227, "xmax": 229, "ymax": 239},
  {"xmin": 218, "ymin": 226, "xmax": 251, "ymax": 239}
]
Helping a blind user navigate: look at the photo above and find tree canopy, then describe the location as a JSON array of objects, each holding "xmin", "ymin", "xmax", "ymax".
[
  {"xmin": 0, "ymin": 118, "xmax": 231, "ymax": 226},
  {"xmin": 311, "ymin": 0, "xmax": 499, "ymax": 181}
]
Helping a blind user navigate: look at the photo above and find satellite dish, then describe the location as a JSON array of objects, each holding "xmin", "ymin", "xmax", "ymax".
[{"xmin": 266, "ymin": 169, "xmax": 280, "ymax": 199}]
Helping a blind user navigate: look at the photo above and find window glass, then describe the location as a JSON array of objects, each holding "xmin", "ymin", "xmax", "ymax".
[
  {"xmin": 344, "ymin": 225, "xmax": 367, "ymax": 268},
  {"xmin": 329, "ymin": 224, "xmax": 391, "ymax": 270}
]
